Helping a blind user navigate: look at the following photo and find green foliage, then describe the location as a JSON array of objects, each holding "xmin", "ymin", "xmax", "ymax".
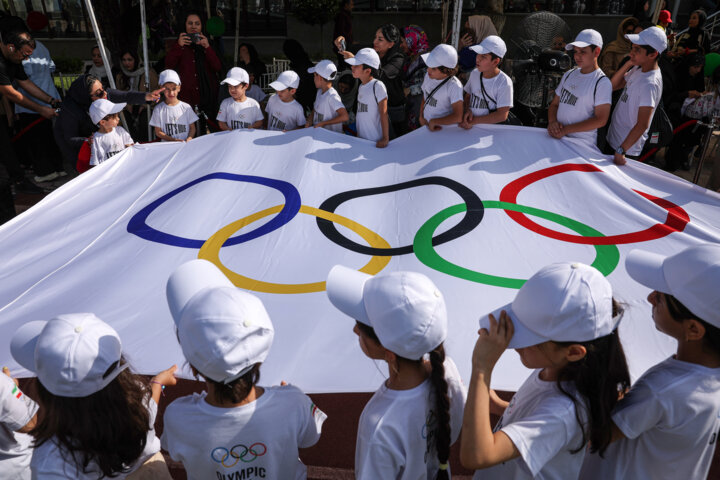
[
  {"xmin": 292, "ymin": 0, "xmax": 339, "ymax": 26},
  {"xmin": 53, "ymin": 57, "xmax": 84, "ymax": 74}
]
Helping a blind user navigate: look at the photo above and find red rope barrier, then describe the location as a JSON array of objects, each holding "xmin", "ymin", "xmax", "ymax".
[{"xmin": 10, "ymin": 117, "xmax": 46, "ymax": 143}]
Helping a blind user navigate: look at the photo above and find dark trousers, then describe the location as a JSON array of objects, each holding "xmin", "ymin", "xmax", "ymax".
[
  {"xmin": 0, "ymin": 119, "xmax": 18, "ymax": 224},
  {"xmin": 15, "ymin": 113, "xmax": 63, "ymax": 176}
]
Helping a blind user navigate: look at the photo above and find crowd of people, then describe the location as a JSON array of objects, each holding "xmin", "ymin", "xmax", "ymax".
[{"xmin": 1, "ymin": 6, "xmax": 720, "ymax": 479}]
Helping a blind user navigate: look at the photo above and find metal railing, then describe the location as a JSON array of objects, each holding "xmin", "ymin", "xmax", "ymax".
[{"xmin": 674, "ymin": 10, "xmax": 720, "ymax": 51}]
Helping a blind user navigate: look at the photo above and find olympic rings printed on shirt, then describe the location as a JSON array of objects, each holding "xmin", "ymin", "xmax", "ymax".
[
  {"xmin": 499, "ymin": 163, "xmax": 690, "ymax": 245},
  {"xmin": 413, "ymin": 201, "xmax": 620, "ymax": 289},
  {"xmin": 211, "ymin": 442, "xmax": 267, "ymax": 467},
  {"xmin": 127, "ymin": 173, "xmax": 301, "ymax": 248},
  {"xmin": 198, "ymin": 205, "xmax": 391, "ymax": 294},
  {"xmin": 316, "ymin": 177, "xmax": 484, "ymax": 256}
]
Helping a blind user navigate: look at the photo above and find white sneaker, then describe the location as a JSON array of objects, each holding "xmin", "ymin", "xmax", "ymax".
[
  {"xmin": 34, "ymin": 172, "xmax": 59, "ymax": 183},
  {"xmin": 55, "ymin": 171, "xmax": 68, "ymax": 178}
]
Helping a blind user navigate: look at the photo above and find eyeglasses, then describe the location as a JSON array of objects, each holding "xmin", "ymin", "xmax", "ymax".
[{"xmin": 90, "ymin": 88, "xmax": 106, "ymax": 99}]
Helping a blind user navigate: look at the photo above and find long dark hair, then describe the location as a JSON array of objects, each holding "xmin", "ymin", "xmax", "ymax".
[
  {"xmin": 664, "ymin": 292, "xmax": 720, "ymax": 354},
  {"xmin": 355, "ymin": 321, "xmax": 452, "ymax": 479},
  {"xmin": 554, "ymin": 298, "xmax": 630, "ymax": 457},
  {"xmin": 30, "ymin": 361, "xmax": 151, "ymax": 477},
  {"xmin": 195, "ymin": 364, "xmax": 261, "ymax": 404}
]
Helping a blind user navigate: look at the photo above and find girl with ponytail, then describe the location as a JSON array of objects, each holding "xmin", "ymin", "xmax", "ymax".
[
  {"xmin": 461, "ymin": 262, "xmax": 630, "ymax": 479},
  {"xmin": 326, "ymin": 266, "xmax": 466, "ymax": 479}
]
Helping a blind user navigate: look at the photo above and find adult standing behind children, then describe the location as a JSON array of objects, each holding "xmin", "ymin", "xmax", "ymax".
[
  {"xmin": 306, "ymin": 60, "xmax": 349, "ymax": 132},
  {"xmin": 599, "ymin": 17, "xmax": 639, "ymax": 78},
  {"xmin": 345, "ymin": 48, "xmax": 389, "ymax": 147},
  {"xmin": 265, "ymin": 70, "xmax": 308, "ymax": 131},
  {"xmin": 547, "ymin": 30, "xmax": 611, "ymax": 148},
  {"xmin": 162, "ymin": 260, "xmax": 326, "ymax": 479},
  {"xmin": 419, "ymin": 44, "xmax": 464, "ymax": 132},
  {"xmin": 217, "ymin": 67, "xmax": 263, "ymax": 130},
  {"xmin": 459, "ymin": 35, "xmax": 513, "ymax": 128},
  {"xmin": 150, "ymin": 69, "xmax": 198, "ymax": 142},
  {"xmin": 605, "ymin": 26, "xmax": 666, "ymax": 165},
  {"xmin": 579, "ymin": 244, "xmax": 720, "ymax": 480}
]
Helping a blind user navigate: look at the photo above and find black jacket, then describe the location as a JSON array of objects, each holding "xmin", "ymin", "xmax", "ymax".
[{"xmin": 378, "ymin": 47, "xmax": 407, "ymax": 107}]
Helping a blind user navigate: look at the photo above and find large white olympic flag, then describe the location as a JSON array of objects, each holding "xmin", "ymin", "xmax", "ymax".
[{"xmin": 2, "ymin": 125, "xmax": 720, "ymax": 393}]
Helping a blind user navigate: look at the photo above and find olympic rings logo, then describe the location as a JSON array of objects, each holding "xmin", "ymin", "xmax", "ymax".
[
  {"xmin": 211, "ymin": 443, "xmax": 267, "ymax": 467},
  {"xmin": 127, "ymin": 164, "xmax": 689, "ymax": 292}
]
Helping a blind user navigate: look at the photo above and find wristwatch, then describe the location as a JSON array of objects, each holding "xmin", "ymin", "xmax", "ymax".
[{"xmin": 615, "ymin": 146, "xmax": 625, "ymax": 155}]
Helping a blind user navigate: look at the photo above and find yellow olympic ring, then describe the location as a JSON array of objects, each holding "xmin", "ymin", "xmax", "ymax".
[{"xmin": 199, "ymin": 205, "xmax": 391, "ymax": 294}]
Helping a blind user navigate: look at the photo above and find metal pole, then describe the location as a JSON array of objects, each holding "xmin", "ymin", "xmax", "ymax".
[
  {"xmin": 450, "ymin": 0, "xmax": 463, "ymax": 50},
  {"xmin": 139, "ymin": 0, "xmax": 153, "ymax": 141},
  {"xmin": 82, "ymin": 0, "xmax": 130, "ymax": 132},
  {"xmin": 234, "ymin": 0, "xmax": 241, "ymax": 65},
  {"xmin": 693, "ymin": 121, "xmax": 715, "ymax": 184}
]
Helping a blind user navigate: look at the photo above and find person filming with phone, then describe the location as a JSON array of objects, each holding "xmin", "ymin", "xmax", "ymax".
[{"xmin": 165, "ymin": 10, "xmax": 222, "ymax": 129}]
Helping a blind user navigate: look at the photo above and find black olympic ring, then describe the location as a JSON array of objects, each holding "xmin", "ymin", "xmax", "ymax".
[{"xmin": 316, "ymin": 177, "xmax": 484, "ymax": 256}]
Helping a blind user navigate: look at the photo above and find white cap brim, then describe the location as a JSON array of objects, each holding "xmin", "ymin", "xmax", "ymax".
[
  {"xmin": 479, "ymin": 303, "xmax": 548, "ymax": 349},
  {"xmin": 624, "ymin": 33, "xmax": 643, "ymax": 44},
  {"xmin": 166, "ymin": 260, "xmax": 234, "ymax": 324},
  {"xmin": 269, "ymin": 81, "xmax": 288, "ymax": 90},
  {"xmin": 420, "ymin": 52, "xmax": 439, "ymax": 67},
  {"xmin": 625, "ymin": 249, "xmax": 671, "ymax": 294},
  {"xmin": 221, "ymin": 78, "xmax": 242, "ymax": 86},
  {"xmin": 10, "ymin": 320, "xmax": 46, "ymax": 372},
  {"xmin": 566, "ymin": 41, "xmax": 591, "ymax": 49},
  {"xmin": 470, "ymin": 44, "xmax": 490, "ymax": 54},
  {"xmin": 109, "ymin": 102, "xmax": 127, "ymax": 114},
  {"xmin": 326, "ymin": 265, "xmax": 371, "ymax": 325}
]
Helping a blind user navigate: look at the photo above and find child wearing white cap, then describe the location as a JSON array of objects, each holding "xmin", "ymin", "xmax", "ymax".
[
  {"xmin": 162, "ymin": 260, "xmax": 326, "ymax": 480},
  {"xmin": 0, "ymin": 367, "xmax": 38, "ymax": 479},
  {"xmin": 326, "ymin": 266, "xmax": 467, "ymax": 479},
  {"xmin": 547, "ymin": 29, "xmax": 612, "ymax": 148},
  {"xmin": 461, "ymin": 262, "xmax": 630, "ymax": 479},
  {"xmin": 419, "ymin": 44, "xmax": 464, "ymax": 132},
  {"xmin": 306, "ymin": 59, "xmax": 349, "ymax": 132},
  {"xmin": 606, "ymin": 26, "xmax": 666, "ymax": 165},
  {"xmin": 150, "ymin": 69, "xmax": 198, "ymax": 142},
  {"xmin": 88, "ymin": 98, "xmax": 134, "ymax": 166},
  {"xmin": 265, "ymin": 70, "xmax": 306, "ymax": 131},
  {"xmin": 217, "ymin": 67, "xmax": 264, "ymax": 131},
  {"xmin": 579, "ymin": 244, "xmax": 720, "ymax": 480},
  {"xmin": 9, "ymin": 313, "xmax": 177, "ymax": 479},
  {"xmin": 459, "ymin": 35, "xmax": 514, "ymax": 128},
  {"xmin": 346, "ymin": 48, "xmax": 390, "ymax": 148}
]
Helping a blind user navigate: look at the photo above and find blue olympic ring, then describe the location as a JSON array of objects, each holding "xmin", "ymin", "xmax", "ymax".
[
  {"xmin": 127, "ymin": 173, "xmax": 301, "ymax": 248},
  {"xmin": 211, "ymin": 442, "xmax": 267, "ymax": 467}
]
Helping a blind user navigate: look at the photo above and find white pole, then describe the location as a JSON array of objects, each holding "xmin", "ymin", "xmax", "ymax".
[
  {"xmin": 450, "ymin": 0, "xmax": 463, "ymax": 49},
  {"xmin": 82, "ymin": 0, "xmax": 130, "ymax": 132},
  {"xmin": 139, "ymin": 0, "xmax": 152, "ymax": 140},
  {"xmin": 234, "ymin": 0, "xmax": 241, "ymax": 64}
]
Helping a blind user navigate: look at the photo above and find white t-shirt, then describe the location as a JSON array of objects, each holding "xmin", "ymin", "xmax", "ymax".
[
  {"xmin": 355, "ymin": 357, "xmax": 467, "ymax": 480},
  {"xmin": 246, "ymin": 84, "xmax": 267, "ymax": 103},
  {"xmin": 90, "ymin": 126, "xmax": 133, "ymax": 166},
  {"xmin": 312, "ymin": 87, "xmax": 345, "ymax": 133},
  {"xmin": 554, "ymin": 67, "xmax": 612, "ymax": 146},
  {"xmin": 0, "ymin": 374, "xmax": 38, "ymax": 480},
  {"xmin": 30, "ymin": 399, "xmax": 161, "ymax": 479},
  {"xmin": 579, "ymin": 356, "xmax": 720, "ymax": 480},
  {"xmin": 356, "ymin": 79, "xmax": 388, "ymax": 142},
  {"xmin": 607, "ymin": 66, "xmax": 663, "ymax": 155},
  {"xmin": 149, "ymin": 101, "xmax": 199, "ymax": 141},
  {"xmin": 161, "ymin": 385, "xmax": 326, "ymax": 480},
  {"xmin": 217, "ymin": 96, "xmax": 264, "ymax": 130},
  {"xmin": 265, "ymin": 94, "xmax": 306, "ymax": 131},
  {"xmin": 464, "ymin": 69, "xmax": 513, "ymax": 118},
  {"xmin": 474, "ymin": 370, "xmax": 587, "ymax": 480},
  {"xmin": 421, "ymin": 74, "xmax": 463, "ymax": 121}
]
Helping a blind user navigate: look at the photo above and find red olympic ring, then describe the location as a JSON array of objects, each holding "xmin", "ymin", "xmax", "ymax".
[{"xmin": 499, "ymin": 163, "xmax": 690, "ymax": 245}]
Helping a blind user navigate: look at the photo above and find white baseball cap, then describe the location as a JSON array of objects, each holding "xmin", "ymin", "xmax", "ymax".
[
  {"xmin": 10, "ymin": 313, "xmax": 129, "ymax": 397},
  {"xmin": 345, "ymin": 48, "xmax": 381, "ymax": 70},
  {"xmin": 269, "ymin": 70, "xmax": 300, "ymax": 90},
  {"xmin": 480, "ymin": 263, "xmax": 616, "ymax": 349},
  {"xmin": 307, "ymin": 59, "xmax": 337, "ymax": 80},
  {"xmin": 421, "ymin": 44, "xmax": 458, "ymax": 69},
  {"xmin": 166, "ymin": 260, "xmax": 274, "ymax": 384},
  {"xmin": 326, "ymin": 266, "xmax": 447, "ymax": 360},
  {"xmin": 89, "ymin": 98, "xmax": 126, "ymax": 125},
  {"xmin": 626, "ymin": 244, "xmax": 720, "ymax": 328},
  {"xmin": 221, "ymin": 67, "xmax": 250, "ymax": 86},
  {"xmin": 158, "ymin": 69, "xmax": 181, "ymax": 86},
  {"xmin": 566, "ymin": 29, "xmax": 603, "ymax": 50},
  {"xmin": 470, "ymin": 35, "xmax": 507, "ymax": 58},
  {"xmin": 625, "ymin": 26, "xmax": 667, "ymax": 53}
]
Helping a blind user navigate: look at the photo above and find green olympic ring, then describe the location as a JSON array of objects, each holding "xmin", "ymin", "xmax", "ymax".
[{"xmin": 413, "ymin": 201, "xmax": 620, "ymax": 289}]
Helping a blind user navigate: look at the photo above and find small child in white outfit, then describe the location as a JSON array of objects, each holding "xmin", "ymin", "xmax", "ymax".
[
  {"xmin": 265, "ymin": 70, "xmax": 306, "ymax": 131},
  {"xmin": 88, "ymin": 98, "xmax": 134, "ymax": 166},
  {"xmin": 345, "ymin": 48, "xmax": 390, "ymax": 148},
  {"xmin": 150, "ymin": 69, "xmax": 198, "ymax": 142},
  {"xmin": 419, "ymin": 44, "xmax": 464, "ymax": 132},
  {"xmin": 306, "ymin": 60, "xmax": 349, "ymax": 132},
  {"xmin": 217, "ymin": 67, "xmax": 264, "ymax": 130}
]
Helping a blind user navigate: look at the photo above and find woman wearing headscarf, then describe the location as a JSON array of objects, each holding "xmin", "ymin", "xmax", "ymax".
[
  {"xmin": 599, "ymin": 17, "xmax": 639, "ymax": 78},
  {"xmin": 236, "ymin": 42, "xmax": 267, "ymax": 77},
  {"xmin": 84, "ymin": 45, "xmax": 117, "ymax": 89},
  {"xmin": 115, "ymin": 49, "xmax": 158, "ymax": 141},
  {"xmin": 336, "ymin": 23, "xmax": 408, "ymax": 137},
  {"xmin": 400, "ymin": 25, "xmax": 429, "ymax": 131},
  {"xmin": 669, "ymin": 10, "xmax": 711, "ymax": 61},
  {"xmin": 282, "ymin": 38, "xmax": 315, "ymax": 112},
  {"xmin": 458, "ymin": 15, "xmax": 498, "ymax": 75}
]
